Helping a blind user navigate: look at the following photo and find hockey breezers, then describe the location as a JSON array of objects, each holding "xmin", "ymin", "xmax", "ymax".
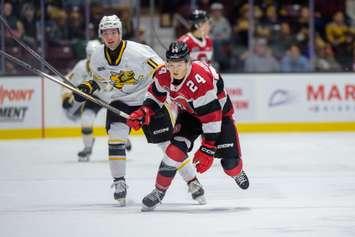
[{"xmin": 0, "ymin": 50, "xmax": 128, "ymax": 118}]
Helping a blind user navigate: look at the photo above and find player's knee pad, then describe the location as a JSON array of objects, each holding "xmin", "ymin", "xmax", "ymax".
[
  {"xmin": 156, "ymin": 141, "xmax": 169, "ymax": 152},
  {"xmin": 221, "ymin": 158, "xmax": 243, "ymax": 177},
  {"xmin": 108, "ymin": 122, "xmax": 130, "ymax": 141},
  {"xmin": 81, "ymin": 127, "xmax": 93, "ymax": 135},
  {"xmin": 171, "ymin": 136, "xmax": 191, "ymax": 153},
  {"xmin": 156, "ymin": 161, "xmax": 177, "ymax": 190},
  {"xmin": 158, "ymin": 161, "xmax": 178, "ymax": 177},
  {"xmin": 81, "ymin": 109, "xmax": 96, "ymax": 128},
  {"xmin": 163, "ymin": 143, "xmax": 187, "ymax": 167},
  {"xmin": 106, "ymin": 123, "xmax": 129, "ymax": 178},
  {"xmin": 108, "ymin": 142, "xmax": 126, "ymax": 157},
  {"xmin": 108, "ymin": 123, "xmax": 130, "ymax": 156}
]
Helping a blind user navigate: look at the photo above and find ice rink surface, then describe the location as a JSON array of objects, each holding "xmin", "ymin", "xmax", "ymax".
[{"xmin": 1, "ymin": 133, "xmax": 355, "ymax": 237}]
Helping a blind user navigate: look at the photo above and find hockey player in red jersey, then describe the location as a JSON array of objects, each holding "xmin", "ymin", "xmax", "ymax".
[
  {"xmin": 178, "ymin": 9, "xmax": 213, "ymax": 63},
  {"xmin": 127, "ymin": 41, "xmax": 249, "ymax": 211}
]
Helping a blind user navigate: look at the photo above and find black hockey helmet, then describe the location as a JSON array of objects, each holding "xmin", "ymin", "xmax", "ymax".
[
  {"xmin": 190, "ymin": 9, "xmax": 209, "ymax": 28},
  {"xmin": 166, "ymin": 41, "xmax": 190, "ymax": 62}
]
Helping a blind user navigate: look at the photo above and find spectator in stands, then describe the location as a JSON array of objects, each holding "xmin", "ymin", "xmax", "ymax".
[
  {"xmin": 326, "ymin": 11, "xmax": 351, "ymax": 47},
  {"xmin": 326, "ymin": 11, "xmax": 354, "ymax": 70},
  {"xmin": 232, "ymin": 3, "xmax": 249, "ymax": 50},
  {"xmin": 19, "ymin": 3, "xmax": 37, "ymax": 49},
  {"xmin": 288, "ymin": 6, "xmax": 310, "ymax": 57},
  {"xmin": 260, "ymin": 5, "xmax": 280, "ymax": 42},
  {"xmin": 280, "ymin": 44, "xmax": 310, "ymax": 72},
  {"xmin": 294, "ymin": 6, "xmax": 310, "ymax": 33},
  {"xmin": 264, "ymin": 5, "xmax": 280, "ymax": 27},
  {"xmin": 254, "ymin": 5, "xmax": 267, "ymax": 39},
  {"xmin": 68, "ymin": 7, "xmax": 86, "ymax": 59},
  {"xmin": 68, "ymin": 7, "xmax": 85, "ymax": 40},
  {"xmin": 315, "ymin": 0, "xmax": 345, "ymax": 22},
  {"xmin": 243, "ymin": 38, "xmax": 280, "ymax": 72},
  {"xmin": 87, "ymin": 23, "xmax": 97, "ymax": 40},
  {"xmin": 3, "ymin": 1, "xmax": 24, "ymax": 43},
  {"xmin": 209, "ymin": 2, "xmax": 232, "ymax": 71},
  {"xmin": 136, "ymin": 28, "xmax": 147, "ymax": 44},
  {"xmin": 346, "ymin": 0, "xmax": 355, "ymax": 26},
  {"xmin": 270, "ymin": 22, "xmax": 296, "ymax": 60},
  {"xmin": 315, "ymin": 43, "xmax": 342, "ymax": 72},
  {"xmin": 120, "ymin": 10, "xmax": 134, "ymax": 39},
  {"xmin": 47, "ymin": 10, "xmax": 70, "ymax": 46}
]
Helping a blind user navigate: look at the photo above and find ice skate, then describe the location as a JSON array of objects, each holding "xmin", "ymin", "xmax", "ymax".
[
  {"xmin": 77, "ymin": 138, "xmax": 95, "ymax": 162},
  {"xmin": 188, "ymin": 178, "xmax": 206, "ymax": 205},
  {"xmin": 77, "ymin": 146, "xmax": 92, "ymax": 162},
  {"xmin": 141, "ymin": 188, "xmax": 166, "ymax": 211},
  {"xmin": 234, "ymin": 170, "xmax": 249, "ymax": 190},
  {"xmin": 111, "ymin": 178, "xmax": 127, "ymax": 206}
]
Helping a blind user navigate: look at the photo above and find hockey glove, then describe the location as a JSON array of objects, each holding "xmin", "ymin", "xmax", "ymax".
[
  {"xmin": 127, "ymin": 106, "xmax": 155, "ymax": 130},
  {"xmin": 193, "ymin": 141, "xmax": 216, "ymax": 173},
  {"xmin": 62, "ymin": 94, "xmax": 74, "ymax": 109},
  {"xmin": 73, "ymin": 80, "xmax": 99, "ymax": 102}
]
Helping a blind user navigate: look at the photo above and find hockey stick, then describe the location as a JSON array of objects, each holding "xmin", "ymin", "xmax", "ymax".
[
  {"xmin": 0, "ymin": 14, "xmax": 76, "ymax": 87},
  {"xmin": 0, "ymin": 14, "xmax": 128, "ymax": 118},
  {"xmin": 0, "ymin": 50, "xmax": 129, "ymax": 118}
]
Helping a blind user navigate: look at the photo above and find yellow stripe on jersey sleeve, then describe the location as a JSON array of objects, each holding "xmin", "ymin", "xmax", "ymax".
[{"xmin": 147, "ymin": 58, "xmax": 159, "ymax": 70}]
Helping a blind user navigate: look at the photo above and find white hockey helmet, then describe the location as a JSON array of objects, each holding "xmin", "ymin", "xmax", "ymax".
[
  {"xmin": 86, "ymin": 39, "xmax": 101, "ymax": 58},
  {"xmin": 98, "ymin": 15, "xmax": 122, "ymax": 37}
]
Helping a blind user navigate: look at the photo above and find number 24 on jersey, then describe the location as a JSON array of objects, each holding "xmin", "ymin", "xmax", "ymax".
[{"xmin": 187, "ymin": 74, "xmax": 206, "ymax": 92}]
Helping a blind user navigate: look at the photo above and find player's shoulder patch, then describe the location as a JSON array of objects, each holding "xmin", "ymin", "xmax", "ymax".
[
  {"xmin": 178, "ymin": 34, "xmax": 189, "ymax": 42},
  {"xmin": 155, "ymin": 65, "xmax": 169, "ymax": 77},
  {"xmin": 192, "ymin": 61, "xmax": 211, "ymax": 73}
]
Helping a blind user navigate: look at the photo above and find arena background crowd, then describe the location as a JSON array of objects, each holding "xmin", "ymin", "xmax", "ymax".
[{"xmin": 1, "ymin": 0, "xmax": 354, "ymax": 74}]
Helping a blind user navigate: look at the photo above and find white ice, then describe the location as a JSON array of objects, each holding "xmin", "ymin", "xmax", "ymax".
[{"xmin": 1, "ymin": 133, "xmax": 355, "ymax": 237}]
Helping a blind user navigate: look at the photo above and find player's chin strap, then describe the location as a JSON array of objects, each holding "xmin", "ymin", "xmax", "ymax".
[
  {"xmin": 0, "ymin": 50, "xmax": 128, "ymax": 118},
  {"xmin": 0, "ymin": 14, "xmax": 116, "ymax": 116}
]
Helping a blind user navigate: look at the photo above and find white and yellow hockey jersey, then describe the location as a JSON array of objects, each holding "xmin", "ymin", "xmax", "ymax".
[
  {"xmin": 89, "ymin": 40, "xmax": 164, "ymax": 106},
  {"xmin": 62, "ymin": 59, "xmax": 91, "ymax": 100},
  {"xmin": 68, "ymin": 59, "xmax": 91, "ymax": 86}
]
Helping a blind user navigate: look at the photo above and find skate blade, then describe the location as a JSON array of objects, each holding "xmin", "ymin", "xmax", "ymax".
[
  {"xmin": 115, "ymin": 198, "xmax": 126, "ymax": 207},
  {"xmin": 141, "ymin": 204, "xmax": 159, "ymax": 212},
  {"xmin": 78, "ymin": 156, "xmax": 90, "ymax": 162},
  {"xmin": 194, "ymin": 195, "xmax": 207, "ymax": 205}
]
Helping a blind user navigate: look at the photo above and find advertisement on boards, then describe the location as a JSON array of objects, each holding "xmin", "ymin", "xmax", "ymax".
[
  {"xmin": 222, "ymin": 74, "xmax": 255, "ymax": 122},
  {"xmin": 258, "ymin": 74, "xmax": 355, "ymax": 121},
  {"xmin": 0, "ymin": 77, "xmax": 42, "ymax": 129}
]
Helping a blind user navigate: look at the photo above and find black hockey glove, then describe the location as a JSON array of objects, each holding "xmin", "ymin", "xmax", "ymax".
[
  {"xmin": 73, "ymin": 80, "xmax": 99, "ymax": 102},
  {"xmin": 62, "ymin": 94, "xmax": 74, "ymax": 109}
]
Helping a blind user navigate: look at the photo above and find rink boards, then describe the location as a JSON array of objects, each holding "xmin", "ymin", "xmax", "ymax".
[{"xmin": 0, "ymin": 73, "xmax": 354, "ymax": 139}]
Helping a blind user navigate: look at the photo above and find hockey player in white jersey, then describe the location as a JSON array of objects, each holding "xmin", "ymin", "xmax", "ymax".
[
  {"xmin": 73, "ymin": 15, "xmax": 206, "ymax": 206},
  {"xmin": 62, "ymin": 40, "xmax": 132, "ymax": 162}
]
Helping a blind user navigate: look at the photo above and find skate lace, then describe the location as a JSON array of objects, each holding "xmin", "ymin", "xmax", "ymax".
[
  {"xmin": 110, "ymin": 180, "xmax": 127, "ymax": 192},
  {"xmin": 188, "ymin": 180, "xmax": 202, "ymax": 194},
  {"xmin": 147, "ymin": 189, "xmax": 164, "ymax": 202},
  {"xmin": 235, "ymin": 172, "xmax": 247, "ymax": 184}
]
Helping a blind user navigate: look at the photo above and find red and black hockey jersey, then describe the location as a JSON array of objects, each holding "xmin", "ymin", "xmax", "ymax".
[
  {"xmin": 144, "ymin": 61, "xmax": 233, "ymax": 143},
  {"xmin": 178, "ymin": 33, "xmax": 213, "ymax": 64}
]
